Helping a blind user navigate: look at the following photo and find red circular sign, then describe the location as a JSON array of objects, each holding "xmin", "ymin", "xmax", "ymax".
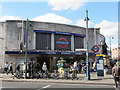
[{"xmin": 91, "ymin": 45, "xmax": 99, "ymax": 53}]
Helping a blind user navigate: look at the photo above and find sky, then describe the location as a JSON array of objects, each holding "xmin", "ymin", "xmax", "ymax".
[{"xmin": 0, "ymin": 0, "xmax": 119, "ymax": 50}]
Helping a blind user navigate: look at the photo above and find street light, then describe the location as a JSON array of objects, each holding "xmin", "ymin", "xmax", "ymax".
[
  {"xmin": 25, "ymin": 19, "xmax": 29, "ymax": 79},
  {"xmin": 84, "ymin": 10, "xmax": 90, "ymax": 80},
  {"xmin": 109, "ymin": 36, "xmax": 114, "ymax": 58}
]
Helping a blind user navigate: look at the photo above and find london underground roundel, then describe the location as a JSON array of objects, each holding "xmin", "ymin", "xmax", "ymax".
[
  {"xmin": 56, "ymin": 37, "xmax": 69, "ymax": 48},
  {"xmin": 91, "ymin": 45, "xmax": 99, "ymax": 53}
]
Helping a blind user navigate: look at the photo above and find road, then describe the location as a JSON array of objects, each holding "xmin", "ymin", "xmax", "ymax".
[{"xmin": 1, "ymin": 81, "xmax": 116, "ymax": 90}]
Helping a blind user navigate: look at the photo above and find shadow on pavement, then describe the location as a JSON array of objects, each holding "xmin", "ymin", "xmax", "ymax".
[{"xmin": 90, "ymin": 79, "xmax": 103, "ymax": 81}]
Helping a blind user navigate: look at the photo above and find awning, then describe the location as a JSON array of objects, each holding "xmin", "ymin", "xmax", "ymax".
[{"xmin": 5, "ymin": 51, "xmax": 95, "ymax": 56}]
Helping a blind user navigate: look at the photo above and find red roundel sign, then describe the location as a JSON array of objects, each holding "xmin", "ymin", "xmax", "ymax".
[
  {"xmin": 91, "ymin": 45, "xmax": 99, "ymax": 53},
  {"xmin": 56, "ymin": 37, "xmax": 69, "ymax": 48}
]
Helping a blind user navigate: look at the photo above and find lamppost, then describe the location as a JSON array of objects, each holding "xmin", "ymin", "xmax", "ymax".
[
  {"xmin": 25, "ymin": 19, "xmax": 29, "ymax": 79},
  {"xmin": 84, "ymin": 10, "xmax": 90, "ymax": 80},
  {"xmin": 109, "ymin": 36, "xmax": 114, "ymax": 59}
]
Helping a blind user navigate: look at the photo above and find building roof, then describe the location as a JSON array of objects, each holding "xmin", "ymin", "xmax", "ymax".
[{"xmin": 5, "ymin": 20, "xmax": 100, "ymax": 31}]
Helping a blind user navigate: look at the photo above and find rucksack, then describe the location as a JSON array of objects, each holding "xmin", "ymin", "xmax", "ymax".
[{"xmin": 116, "ymin": 62, "xmax": 120, "ymax": 68}]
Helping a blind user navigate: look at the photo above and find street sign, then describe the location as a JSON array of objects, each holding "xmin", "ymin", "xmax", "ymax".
[{"xmin": 91, "ymin": 45, "xmax": 99, "ymax": 53}]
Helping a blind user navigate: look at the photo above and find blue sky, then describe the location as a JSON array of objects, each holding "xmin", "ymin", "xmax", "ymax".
[
  {"xmin": 2, "ymin": 2, "xmax": 118, "ymax": 23},
  {"xmin": 0, "ymin": 1, "xmax": 119, "ymax": 49}
]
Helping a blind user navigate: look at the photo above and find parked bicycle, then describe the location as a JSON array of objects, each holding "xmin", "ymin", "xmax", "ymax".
[
  {"xmin": 63, "ymin": 70, "xmax": 70, "ymax": 79},
  {"xmin": 71, "ymin": 69, "xmax": 79, "ymax": 80},
  {"xmin": 51, "ymin": 71, "xmax": 60, "ymax": 79},
  {"xmin": 13, "ymin": 71, "xmax": 24, "ymax": 79}
]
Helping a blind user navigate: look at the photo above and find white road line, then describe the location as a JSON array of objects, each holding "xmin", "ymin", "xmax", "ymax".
[
  {"xmin": 42, "ymin": 85, "xmax": 51, "ymax": 89},
  {"xmin": 0, "ymin": 87, "xmax": 17, "ymax": 88}
]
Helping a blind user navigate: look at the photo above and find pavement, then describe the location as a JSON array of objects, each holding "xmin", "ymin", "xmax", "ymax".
[{"xmin": 0, "ymin": 72, "xmax": 115, "ymax": 85}]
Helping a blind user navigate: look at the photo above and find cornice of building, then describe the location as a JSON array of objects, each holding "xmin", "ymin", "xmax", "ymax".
[{"xmin": 5, "ymin": 20, "xmax": 86, "ymax": 29}]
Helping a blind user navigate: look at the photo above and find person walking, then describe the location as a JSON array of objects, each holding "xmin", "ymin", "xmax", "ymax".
[
  {"xmin": 73, "ymin": 61, "xmax": 78, "ymax": 77},
  {"xmin": 16, "ymin": 64, "xmax": 21, "ymax": 72},
  {"xmin": 73, "ymin": 61, "xmax": 77, "ymax": 70},
  {"xmin": 77, "ymin": 62, "xmax": 82, "ymax": 74},
  {"xmin": 42, "ymin": 62, "xmax": 47, "ymax": 73},
  {"xmin": 21, "ymin": 62, "xmax": 26, "ymax": 78},
  {"xmin": 8, "ymin": 62, "xmax": 14, "ymax": 75},
  {"xmin": 112, "ymin": 64, "xmax": 120, "ymax": 88},
  {"xmin": 4, "ymin": 62, "xmax": 9, "ymax": 75}
]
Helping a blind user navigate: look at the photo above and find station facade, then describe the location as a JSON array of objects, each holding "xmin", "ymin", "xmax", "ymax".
[{"xmin": 0, "ymin": 20, "xmax": 105, "ymax": 71}]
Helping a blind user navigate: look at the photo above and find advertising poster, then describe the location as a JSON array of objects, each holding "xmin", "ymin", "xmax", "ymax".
[{"xmin": 96, "ymin": 56, "xmax": 104, "ymax": 76}]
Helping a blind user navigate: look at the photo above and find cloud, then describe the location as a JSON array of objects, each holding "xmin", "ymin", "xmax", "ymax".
[
  {"xmin": 95, "ymin": 20, "xmax": 118, "ymax": 48},
  {"xmin": 48, "ymin": 0, "xmax": 89, "ymax": 10},
  {"xmin": 76, "ymin": 19, "xmax": 94, "ymax": 27},
  {"xmin": 95, "ymin": 20, "xmax": 118, "ymax": 37},
  {"xmin": 32, "ymin": 13, "xmax": 72, "ymax": 24},
  {"xmin": 0, "ymin": 16, "xmax": 22, "ymax": 22}
]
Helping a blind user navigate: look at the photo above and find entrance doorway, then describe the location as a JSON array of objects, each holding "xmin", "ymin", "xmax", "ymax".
[{"xmin": 36, "ymin": 57, "xmax": 50, "ymax": 72}]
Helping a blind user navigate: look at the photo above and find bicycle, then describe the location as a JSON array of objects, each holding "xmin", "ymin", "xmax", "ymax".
[
  {"xmin": 34, "ymin": 70, "xmax": 43, "ymax": 79},
  {"xmin": 63, "ymin": 70, "xmax": 69, "ymax": 80},
  {"xmin": 13, "ymin": 70, "xmax": 24, "ymax": 79},
  {"xmin": 52, "ymin": 71, "xmax": 60, "ymax": 79},
  {"xmin": 42, "ymin": 70, "xmax": 51, "ymax": 79},
  {"xmin": 71, "ymin": 69, "xmax": 79, "ymax": 80}
]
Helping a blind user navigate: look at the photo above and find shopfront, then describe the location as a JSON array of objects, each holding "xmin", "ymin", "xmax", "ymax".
[
  {"xmin": 5, "ymin": 29, "xmax": 96, "ymax": 72},
  {"xmin": 5, "ymin": 50, "xmax": 96, "ymax": 73}
]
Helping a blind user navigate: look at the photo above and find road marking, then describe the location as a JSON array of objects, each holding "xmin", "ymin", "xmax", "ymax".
[
  {"xmin": 0, "ymin": 87, "xmax": 19, "ymax": 88},
  {"xmin": 42, "ymin": 85, "xmax": 51, "ymax": 89}
]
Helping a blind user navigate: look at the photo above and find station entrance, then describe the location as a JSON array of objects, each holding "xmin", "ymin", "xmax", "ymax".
[
  {"xmin": 35, "ymin": 55, "xmax": 86, "ymax": 72},
  {"xmin": 36, "ymin": 56, "xmax": 50, "ymax": 72}
]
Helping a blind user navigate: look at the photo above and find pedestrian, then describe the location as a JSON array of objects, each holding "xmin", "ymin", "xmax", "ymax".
[
  {"xmin": 4, "ymin": 62, "xmax": 9, "ymax": 75},
  {"xmin": 82, "ymin": 64, "xmax": 86, "ymax": 73},
  {"xmin": 16, "ymin": 64, "xmax": 21, "ymax": 72},
  {"xmin": 8, "ymin": 62, "xmax": 14, "ymax": 75},
  {"xmin": 35, "ymin": 63, "xmax": 40, "ymax": 72},
  {"xmin": 73, "ymin": 61, "xmax": 77, "ymax": 70},
  {"xmin": 21, "ymin": 62, "xmax": 26, "ymax": 77},
  {"xmin": 112, "ymin": 64, "xmax": 120, "ymax": 88},
  {"xmin": 77, "ymin": 62, "xmax": 82, "ymax": 74},
  {"xmin": 53, "ymin": 64, "xmax": 58, "ymax": 73},
  {"xmin": 104, "ymin": 65, "xmax": 108, "ymax": 75},
  {"xmin": 42, "ymin": 62, "xmax": 47, "ymax": 73},
  {"xmin": 73, "ymin": 61, "xmax": 78, "ymax": 76}
]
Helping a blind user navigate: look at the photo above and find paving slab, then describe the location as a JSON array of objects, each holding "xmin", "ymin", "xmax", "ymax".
[{"xmin": 0, "ymin": 72, "xmax": 115, "ymax": 85}]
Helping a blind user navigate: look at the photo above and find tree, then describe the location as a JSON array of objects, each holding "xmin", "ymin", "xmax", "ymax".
[{"xmin": 102, "ymin": 42, "xmax": 108, "ymax": 55}]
